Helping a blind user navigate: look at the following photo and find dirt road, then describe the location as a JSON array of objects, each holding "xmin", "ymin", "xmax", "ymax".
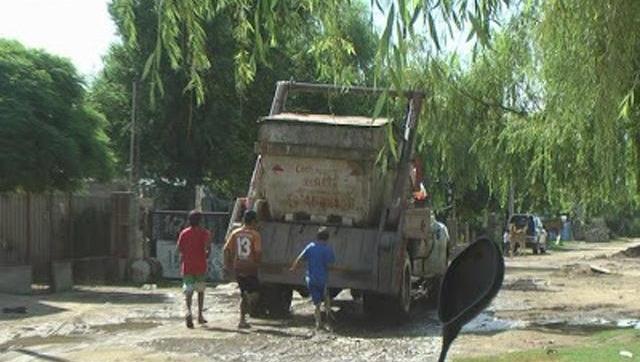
[{"xmin": 1, "ymin": 240, "xmax": 639, "ymax": 361}]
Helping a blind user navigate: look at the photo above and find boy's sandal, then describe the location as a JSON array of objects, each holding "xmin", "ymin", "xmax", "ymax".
[{"xmin": 185, "ymin": 314, "xmax": 194, "ymax": 329}]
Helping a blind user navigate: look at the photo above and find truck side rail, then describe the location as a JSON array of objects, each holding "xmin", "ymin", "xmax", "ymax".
[{"xmin": 269, "ymin": 80, "xmax": 426, "ymax": 116}]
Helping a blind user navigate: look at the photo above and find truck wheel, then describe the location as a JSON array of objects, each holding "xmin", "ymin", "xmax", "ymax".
[
  {"xmin": 533, "ymin": 244, "xmax": 540, "ymax": 255},
  {"xmin": 248, "ymin": 292, "xmax": 268, "ymax": 318},
  {"xmin": 263, "ymin": 284, "xmax": 292, "ymax": 318},
  {"xmin": 397, "ymin": 257, "xmax": 412, "ymax": 316}
]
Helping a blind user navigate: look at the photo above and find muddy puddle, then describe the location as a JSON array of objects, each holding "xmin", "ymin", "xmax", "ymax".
[
  {"xmin": 93, "ymin": 319, "xmax": 161, "ymax": 333},
  {"xmin": 0, "ymin": 335, "xmax": 86, "ymax": 351},
  {"xmin": 462, "ymin": 312, "xmax": 527, "ymax": 334},
  {"xmin": 461, "ymin": 312, "xmax": 640, "ymax": 336},
  {"xmin": 142, "ymin": 336, "xmax": 256, "ymax": 356},
  {"xmin": 529, "ymin": 318, "xmax": 640, "ymax": 335}
]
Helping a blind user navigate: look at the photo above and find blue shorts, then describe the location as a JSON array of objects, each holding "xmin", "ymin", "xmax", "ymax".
[{"xmin": 306, "ymin": 277, "xmax": 325, "ymax": 305}]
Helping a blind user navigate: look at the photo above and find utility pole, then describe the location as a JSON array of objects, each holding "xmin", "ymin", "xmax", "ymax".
[
  {"xmin": 508, "ymin": 180, "xmax": 515, "ymax": 219},
  {"xmin": 129, "ymin": 79, "xmax": 137, "ymax": 191}
]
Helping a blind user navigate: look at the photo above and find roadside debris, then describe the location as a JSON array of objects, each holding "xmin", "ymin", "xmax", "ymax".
[
  {"xmin": 616, "ymin": 319, "xmax": 640, "ymax": 329},
  {"xmin": 554, "ymin": 263, "xmax": 593, "ymax": 277},
  {"xmin": 589, "ymin": 265, "xmax": 611, "ymax": 274},
  {"xmin": 503, "ymin": 278, "xmax": 551, "ymax": 291},
  {"xmin": 554, "ymin": 263, "xmax": 616, "ymax": 277},
  {"xmin": 619, "ymin": 350, "xmax": 633, "ymax": 358}
]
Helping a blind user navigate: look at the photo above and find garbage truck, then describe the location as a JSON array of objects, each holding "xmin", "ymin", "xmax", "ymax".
[{"xmin": 226, "ymin": 81, "xmax": 448, "ymax": 317}]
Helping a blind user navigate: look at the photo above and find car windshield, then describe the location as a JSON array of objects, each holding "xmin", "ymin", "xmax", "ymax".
[{"xmin": 510, "ymin": 215, "xmax": 530, "ymax": 228}]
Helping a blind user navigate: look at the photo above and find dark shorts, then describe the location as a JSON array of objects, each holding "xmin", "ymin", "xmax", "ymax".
[{"xmin": 236, "ymin": 275, "xmax": 259, "ymax": 294}]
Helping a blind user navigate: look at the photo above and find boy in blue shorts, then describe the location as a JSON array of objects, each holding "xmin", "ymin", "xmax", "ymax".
[{"xmin": 289, "ymin": 226, "xmax": 335, "ymax": 330}]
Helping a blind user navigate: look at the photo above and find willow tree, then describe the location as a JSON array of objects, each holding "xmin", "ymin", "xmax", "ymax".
[
  {"xmin": 111, "ymin": 0, "xmax": 508, "ymax": 102},
  {"xmin": 96, "ymin": 0, "xmax": 380, "ymax": 204},
  {"xmin": 413, "ymin": 0, "xmax": 640, "ymax": 217},
  {"xmin": 535, "ymin": 0, "xmax": 640, "ymax": 214}
]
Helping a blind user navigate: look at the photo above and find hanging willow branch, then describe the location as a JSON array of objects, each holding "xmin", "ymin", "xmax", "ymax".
[{"xmin": 112, "ymin": 0, "xmax": 508, "ymax": 105}]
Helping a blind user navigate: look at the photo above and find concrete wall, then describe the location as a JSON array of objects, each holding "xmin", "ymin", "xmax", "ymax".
[
  {"xmin": 73, "ymin": 257, "xmax": 119, "ymax": 284},
  {"xmin": 51, "ymin": 261, "xmax": 73, "ymax": 292},
  {"xmin": 0, "ymin": 265, "xmax": 32, "ymax": 294}
]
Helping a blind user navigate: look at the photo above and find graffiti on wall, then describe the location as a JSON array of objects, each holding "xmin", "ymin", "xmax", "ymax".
[{"xmin": 151, "ymin": 211, "xmax": 229, "ymax": 281}]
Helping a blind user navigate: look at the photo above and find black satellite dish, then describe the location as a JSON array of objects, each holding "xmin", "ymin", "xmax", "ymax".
[{"xmin": 437, "ymin": 238, "xmax": 505, "ymax": 362}]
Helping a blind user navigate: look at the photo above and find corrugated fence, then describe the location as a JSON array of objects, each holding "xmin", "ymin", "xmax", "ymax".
[{"xmin": 0, "ymin": 193, "xmax": 112, "ymax": 282}]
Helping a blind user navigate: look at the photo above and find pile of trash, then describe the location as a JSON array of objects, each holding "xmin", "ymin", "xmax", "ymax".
[
  {"xmin": 583, "ymin": 218, "xmax": 611, "ymax": 243},
  {"xmin": 503, "ymin": 277, "xmax": 551, "ymax": 291}
]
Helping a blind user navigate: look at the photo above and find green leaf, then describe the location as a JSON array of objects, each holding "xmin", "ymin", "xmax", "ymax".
[
  {"xmin": 428, "ymin": 13, "xmax": 441, "ymax": 51},
  {"xmin": 373, "ymin": 89, "xmax": 389, "ymax": 119},
  {"xmin": 387, "ymin": 121, "xmax": 398, "ymax": 160},
  {"xmin": 379, "ymin": 3, "xmax": 395, "ymax": 57}
]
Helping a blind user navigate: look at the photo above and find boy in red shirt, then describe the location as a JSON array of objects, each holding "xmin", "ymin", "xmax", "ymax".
[
  {"xmin": 224, "ymin": 210, "xmax": 262, "ymax": 328},
  {"xmin": 177, "ymin": 210, "xmax": 212, "ymax": 328}
]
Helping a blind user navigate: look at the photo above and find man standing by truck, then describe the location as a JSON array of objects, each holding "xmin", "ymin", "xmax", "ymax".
[
  {"xmin": 224, "ymin": 210, "xmax": 262, "ymax": 329},
  {"xmin": 289, "ymin": 226, "xmax": 336, "ymax": 331},
  {"xmin": 177, "ymin": 210, "xmax": 212, "ymax": 329}
]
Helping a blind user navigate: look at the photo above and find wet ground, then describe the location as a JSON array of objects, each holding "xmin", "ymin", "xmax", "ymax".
[{"xmin": 1, "ymin": 240, "xmax": 640, "ymax": 361}]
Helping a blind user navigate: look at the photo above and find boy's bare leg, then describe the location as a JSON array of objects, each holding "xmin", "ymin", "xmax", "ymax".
[
  {"xmin": 314, "ymin": 304, "xmax": 322, "ymax": 330},
  {"xmin": 185, "ymin": 291, "xmax": 194, "ymax": 328},
  {"xmin": 323, "ymin": 288, "xmax": 333, "ymax": 332},
  {"xmin": 197, "ymin": 291, "xmax": 207, "ymax": 324}
]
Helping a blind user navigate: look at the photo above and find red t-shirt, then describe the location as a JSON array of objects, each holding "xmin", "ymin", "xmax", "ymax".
[{"xmin": 177, "ymin": 226, "xmax": 211, "ymax": 276}]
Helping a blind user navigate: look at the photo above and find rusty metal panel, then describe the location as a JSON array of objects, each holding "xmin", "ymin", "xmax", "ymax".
[
  {"xmin": 259, "ymin": 222, "xmax": 379, "ymax": 290},
  {"xmin": 111, "ymin": 192, "xmax": 133, "ymax": 258},
  {"xmin": 258, "ymin": 120, "xmax": 386, "ymax": 152},
  {"xmin": 402, "ymin": 207, "xmax": 430, "ymax": 239},
  {"xmin": 260, "ymin": 156, "xmax": 380, "ymax": 225},
  {"xmin": 0, "ymin": 192, "xmax": 115, "ymax": 280},
  {"xmin": 50, "ymin": 195, "xmax": 71, "ymax": 260},
  {"xmin": 0, "ymin": 193, "xmax": 28, "ymax": 265},
  {"xmin": 29, "ymin": 194, "xmax": 52, "ymax": 281},
  {"xmin": 72, "ymin": 195, "xmax": 112, "ymax": 258},
  {"xmin": 375, "ymin": 231, "xmax": 400, "ymax": 294}
]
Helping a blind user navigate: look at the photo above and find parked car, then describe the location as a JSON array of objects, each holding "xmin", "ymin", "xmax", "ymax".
[{"xmin": 508, "ymin": 214, "xmax": 547, "ymax": 255}]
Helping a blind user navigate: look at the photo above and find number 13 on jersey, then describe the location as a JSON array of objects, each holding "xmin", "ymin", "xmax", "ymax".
[{"xmin": 237, "ymin": 236, "xmax": 252, "ymax": 260}]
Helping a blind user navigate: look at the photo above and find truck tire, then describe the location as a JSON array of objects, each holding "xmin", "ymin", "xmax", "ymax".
[
  {"xmin": 424, "ymin": 275, "xmax": 442, "ymax": 309},
  {"xmin": 263, "ymin": 284, "xmax": 293, "ymax": 318},
  {"xmin": 248, "ymin": 293, "xmax": 268, "ymax": 318},
  {"xmin": 363, "ymin": 258, "xmax": 412, "ymax": 319},
  {"xmin": 396, "ymin": 256, "xmax": 412, "ymax": 317}
]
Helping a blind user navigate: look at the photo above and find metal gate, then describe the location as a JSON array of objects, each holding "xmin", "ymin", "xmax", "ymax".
[{"xmin": 151, "ymin": 210, "xmax": 229, "ymax": 281}]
